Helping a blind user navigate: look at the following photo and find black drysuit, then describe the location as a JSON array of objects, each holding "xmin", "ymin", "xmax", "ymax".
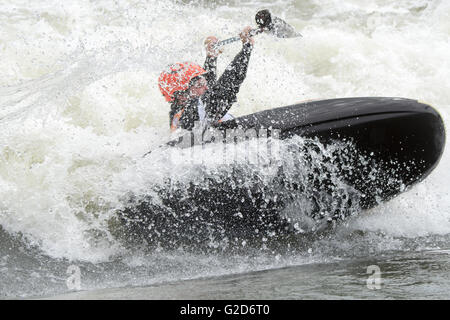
[{"xmin": 169, "ymin": 43, "xmax": 253, "ymax": 130}]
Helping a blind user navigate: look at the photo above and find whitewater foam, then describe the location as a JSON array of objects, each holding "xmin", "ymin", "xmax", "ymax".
[{"xmin": 0, "ymin": 0, "xmax": 448, "ymax": 263}]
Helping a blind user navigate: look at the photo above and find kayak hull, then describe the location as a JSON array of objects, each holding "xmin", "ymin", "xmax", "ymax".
[{"xmin": 116, "ymin": 97, "xmax": 445, "ymax": 249}]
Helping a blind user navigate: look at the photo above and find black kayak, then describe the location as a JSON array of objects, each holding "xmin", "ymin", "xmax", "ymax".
[
  {"xmin": 116, "ymin": 97, "xmax": 445, "ymax": 249},
  {"xmin": 216, "ymin": 97, "xmax": 445, "ymax": 206}
]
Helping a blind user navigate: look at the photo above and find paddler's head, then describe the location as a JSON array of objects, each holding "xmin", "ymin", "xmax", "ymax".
[{"xmin": 158, "ymin": 62, "xmax": 208, "ymax": 103}]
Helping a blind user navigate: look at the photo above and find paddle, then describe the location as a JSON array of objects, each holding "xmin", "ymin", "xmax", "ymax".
[{"xmin": 214, "ymin": 9, "xmax": 302, "ymax": 48}]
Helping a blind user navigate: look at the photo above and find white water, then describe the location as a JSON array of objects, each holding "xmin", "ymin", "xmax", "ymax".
[{"xmin": 0, "ymin": 0, "xmax": 449, "ymax": 272}]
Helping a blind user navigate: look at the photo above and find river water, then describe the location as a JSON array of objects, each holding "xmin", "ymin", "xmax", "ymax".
[{"xmin": 0, "ymin": 0, "xmax": 449, "ymax": 299}]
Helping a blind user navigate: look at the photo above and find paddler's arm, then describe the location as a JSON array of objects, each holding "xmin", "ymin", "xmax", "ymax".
[
  {"xmin": 203, "ymin": 57, "xmax": 217, "ymax": 87},
  {"xmin": 202, "ymin": 27, "xmax": 254, "ymax": 122},
  {"xmin": 203, "ymin": 36, "xmax": 222, "ymax": 86}
]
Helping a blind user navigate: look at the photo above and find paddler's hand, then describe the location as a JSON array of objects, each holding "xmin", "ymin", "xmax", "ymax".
[
  {"xmin": 240, "ymin": 26, "xmax": 255, "ymax": 46},
  {"xmin": 204, "ymin": 36, "xmax": 223, "ymax": 58}
]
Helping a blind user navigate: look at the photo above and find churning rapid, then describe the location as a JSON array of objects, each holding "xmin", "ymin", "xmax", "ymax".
[{"xmin": 0, "ymin": 0, "xmax": 450, "ymax": 299}]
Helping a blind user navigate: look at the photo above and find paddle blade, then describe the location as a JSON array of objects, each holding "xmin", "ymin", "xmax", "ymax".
[
  {"xmin": 271, "ymin": 16, "xmax": 302, "ymax": 38},
  {"xmin": 255, "ymin": 9, "xmax": 302, "ymax": 38}
]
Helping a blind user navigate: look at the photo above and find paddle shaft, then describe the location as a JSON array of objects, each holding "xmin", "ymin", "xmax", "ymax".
[{"xmin": 215, "ymin": 28, "xmax": 263, "ymax": 47}]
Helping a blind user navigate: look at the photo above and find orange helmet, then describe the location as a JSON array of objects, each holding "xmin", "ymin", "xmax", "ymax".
[{"xmin": 158, "ymin": 62, "xmax": 206, "ymax": 102}]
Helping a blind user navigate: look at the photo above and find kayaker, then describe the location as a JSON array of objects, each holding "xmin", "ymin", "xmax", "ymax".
[{"xmin": 158, "ymin": 26, "xmax": 255, "ymax": 131}]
